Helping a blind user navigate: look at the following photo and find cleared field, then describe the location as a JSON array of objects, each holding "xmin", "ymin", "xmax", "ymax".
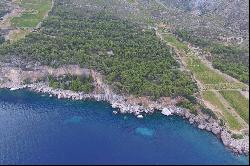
[
  {"xmin": 187, "ymin": 56, "xmax": 228, "ymax": 85},
  {"xmin": 202, "ymin": 91, "xmax": 242, "ymax": 130},
  {"xmin": 127, "ymin": 0, "xmax": 136, "ymax": 3},
  {"xmin": 204, "ymin": 83, "xmax": 247, "ymax": 91},
  {"xmin": 8, "ymin": 29, "xmax": 30, "ymax": 42},
  {"xmin": 220, "ymin": 90, "xmax": 249, "ymax": 123},
  {"xmin": 163, "ymin": 34, "xmax": 189, "ymax": 53},
  {"xmin": 11, "ymin": 0, "xmax": 52, "ymax": 28},
  {"xmin": 162, "ymin": 34, "xmax": 234, "ymax": 86}
]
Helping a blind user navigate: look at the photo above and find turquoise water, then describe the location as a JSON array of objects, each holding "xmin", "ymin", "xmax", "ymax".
[{"xmin": 0, "ymin": 89, "xmax": 248, "ymax": 164}]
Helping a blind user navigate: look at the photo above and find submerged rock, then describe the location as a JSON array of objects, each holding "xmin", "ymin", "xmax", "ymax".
[
  {"xmin": 64, "ymin": 116, "xmax": 83, "ymax": 124},
  {"xmin": 135, "ymin": 127, "xmax": 154, "ymax": 137}
]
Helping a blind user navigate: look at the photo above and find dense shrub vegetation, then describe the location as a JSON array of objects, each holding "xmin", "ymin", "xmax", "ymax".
[
  {"xmin": 231, "ymin": 133, "xmax": 244, "ymax": 140},
  {"xmin": 174, "ymin": 29, "xmax": 249, "ymax": 84},
  {"xmin": 200, "ymin": 107, "xmax": 217, "ymax": 120},
  {"xmin": 48, "ymin": 75, "xmax": 94, "ymax": 93},
  {"xmin": 176, "ymin": 99, "xmax": 198, "ymax": 115},
  {"xmin": 0, "ymin": 0, "xmax": 197, "ymax": 99}
]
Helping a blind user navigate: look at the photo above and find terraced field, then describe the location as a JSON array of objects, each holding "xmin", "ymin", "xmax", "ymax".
[
  {"xmin": 204, "ymin": 83, "xmax": 247, "ymax": 91},
  {"xmin": 186, "ymin": 56, "xmax": 247, "ymax": 90},
  {"xmin": 202, "ymin": 91, "xmax": 242, "ymax": 130},
  {"xmin": 162, "ymin": 33, "xmax": 242, "ymax": 88},
  {"xmin": 159, "ymin": 28, "xmax": 249, "ymax": 132},
  {"xmin": 187, "ymin": 56, "xmax": 227, "ymax": 85},
  {"xmin": 163, "ymin": 34, "xmax": 189, "ymax": 53},
  {"xmin": 220, "ymin": 90, "xmax": 249, "ymax": 124}
]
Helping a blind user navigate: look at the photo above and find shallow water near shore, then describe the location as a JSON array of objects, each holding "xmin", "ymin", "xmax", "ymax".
[{"xmin": 0, "ymin": 89, "xmax": 249, "ymax": 164}]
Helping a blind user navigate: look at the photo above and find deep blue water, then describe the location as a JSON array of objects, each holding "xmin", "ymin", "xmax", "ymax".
[{"xmin": 0, "ymin": 89, "xmax": 248, "ymax": 165}]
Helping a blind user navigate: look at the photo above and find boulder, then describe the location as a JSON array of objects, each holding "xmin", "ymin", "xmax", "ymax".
[
  {"xmin": 137, "ymin": 115, "xmax": 143, "ymax": 119},
  {"xmin": 161, "ymin": 108, "xmax": 172, "ymax": 116},
  {"xmin": 212, "ymin": 127, "xmax": 221, "ymax": 135},
  {"xmin": 189, "ymin": 118, "xmax": 194, "ymax": 124},
  {"xmin": 206, "ymin": 126, "xmax": 211, "ymax": 131},
  {"xmin": 185, "ymin": 112, "xmax": 191, "ymax": 119},
  {"xmin": 198, "ymin": 124, "xmax": 206, "ymax": 130}
]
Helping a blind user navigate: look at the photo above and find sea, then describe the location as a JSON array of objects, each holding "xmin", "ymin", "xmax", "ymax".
[{"xmin": 0, "ymin": 89, "xmax": 248, "ymax": 165}]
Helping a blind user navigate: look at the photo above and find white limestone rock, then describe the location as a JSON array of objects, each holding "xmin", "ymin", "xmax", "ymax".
[
  {"xmin": 137, "ymin": 115, "xmax": 143, "ymax": 119},
  {"xmin": 161, "ymin": 108, "xmax": 172, "ymax": 116}
]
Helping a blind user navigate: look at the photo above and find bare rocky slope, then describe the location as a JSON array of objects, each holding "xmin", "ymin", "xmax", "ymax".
[
  {"xmin": 0, "ymin": 0, "xmax": 10, "ymax": 43},
  {"xmin": 152, "ymin": 0, "xmax": 249, "ymax": 48}
]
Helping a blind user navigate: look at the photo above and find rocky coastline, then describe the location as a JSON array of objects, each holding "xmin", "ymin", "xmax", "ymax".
[
  {"xmin": 0, "ymin": 82, "xmax": 248, "ymax": 155},
  {"xmin": 0, "ymin": 63, "xmax": 248, "ymax": 155}
]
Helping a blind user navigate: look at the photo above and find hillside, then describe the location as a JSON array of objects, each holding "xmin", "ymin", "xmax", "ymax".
[
  {"xmin": 145, "ymin": 0, "xmax": 249, "ymax": 84},
  {"xmin": 0, "ymin": 0, "xmax": 10, "ymax": 44},
  {"xmin": 0, "ymin": 0, "xmax": 197, "ymax": 99},
  {"xmin": 0, "ymin": 0, "xmax": 249, "ymax": 155},
  {"xmin": 0, "ymin": 0, "xmax": 10, "ymax": 18},
  {"xmin": 155, "ymin": 0, "xmax": 249, "ymax": 48}
]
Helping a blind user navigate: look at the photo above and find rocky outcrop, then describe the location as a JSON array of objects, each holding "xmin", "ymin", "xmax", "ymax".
[{"xmin": 161, "ymin": 108, "xmax": 172, "ymax": 116}]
